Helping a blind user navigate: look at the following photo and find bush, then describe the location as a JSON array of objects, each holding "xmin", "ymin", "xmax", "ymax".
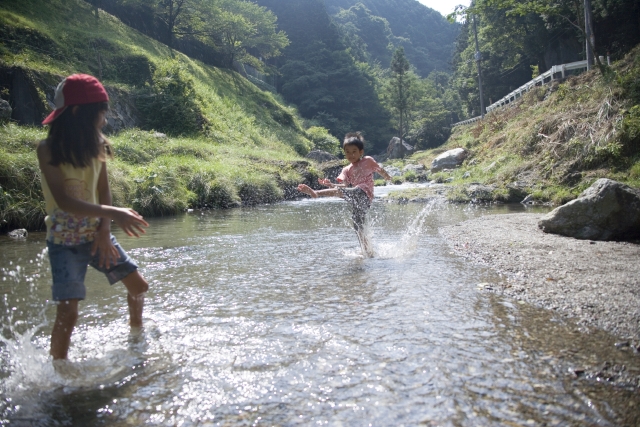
[
  {"xmin": 105, "ymin": 54, "xmax": 153, "ymax": 87},
  {"xmin": 403, "ymin": 171, "xmax": 417, "ymax": 182},
  {"xmin": 237, "ymin": 176, "xmax": 284, "ymax": 205},
  {"xmin": 188, "ymin": 173, "xmax": 240, "ymax": 209},
  {"xmin": 620, "ymin": 105, "xmax": 640, "ymax": 156},
  {"xmin": 131, "ymin": 167, "xmax": 191, "ymax": 216},
  {"xmin": 430, "ymin": 172, "xmax": 447, "ymax": 183},
  {"xmin": 0, "ymin": 153, "xmax": 45, "ymax": 231},
  {"xmin": 135, "ymin": 61, "xmax": 205, "ymax": 135},
  {"xmin": 618, "ymin": 58, "xmax": 640, "ymax": 105},
  {"xmin": 306, "ymin": 126, "xmax": 341, "ymax": 155}
]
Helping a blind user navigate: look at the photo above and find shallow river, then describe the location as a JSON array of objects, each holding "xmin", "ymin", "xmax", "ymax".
[{"xmin": 1, "ymin": 185, "xmax": 639, "ymax": 426}]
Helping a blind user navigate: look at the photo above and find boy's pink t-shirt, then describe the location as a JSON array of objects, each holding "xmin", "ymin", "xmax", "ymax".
[{"xmin": 336, "ymin": 156, "xmax": 383, "ymax": 200}]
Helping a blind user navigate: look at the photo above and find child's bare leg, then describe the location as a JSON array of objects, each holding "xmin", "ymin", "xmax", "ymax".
[
  {"xmin": 351, "ymin": 201, "xmax": 373, "ymax": 257},
  {"xmin": 355, "ymin": 229, "xmax": 374, "ymax": 257},
  {"xmin": 298, "ymin": 184, "xmax": 343, "ymax": 198},
  {"xmin": 50, "ymin": 299, "xmax": 79, "ymax": 360},
  {"xmin": 122, "ymin": 271, "xmax": 148, "ymax": 328},
  {"xmin": 297, "ymin": 184, "xmax": 318, "ymax": 198}
]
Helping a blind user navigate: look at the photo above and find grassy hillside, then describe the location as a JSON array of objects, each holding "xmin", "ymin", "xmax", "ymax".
[
  {"xmin": 388, "ymin": 46, "xmax": 640, "ymax": 204},
  {"xmin": 0, "ymin": 0, "xmax": 327, "ymax": 232}
]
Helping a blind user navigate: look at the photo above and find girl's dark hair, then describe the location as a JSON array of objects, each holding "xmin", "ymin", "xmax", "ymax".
[
  {"xmin": 343, "ymin": 132, "xmax": 364, "ymax": 150},
  {"xmin": 46, "ymin": 102, "xmax": 111, "ymax": 168}
]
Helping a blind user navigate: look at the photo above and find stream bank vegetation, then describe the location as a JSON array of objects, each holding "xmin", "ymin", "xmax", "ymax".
[
  {"xmin": 385, "ymin": 44, "xmax": 640, "ymax": 206},
  {"xmin": 0, "ymin": 0, "xmax": 327, "ymax": 233}
]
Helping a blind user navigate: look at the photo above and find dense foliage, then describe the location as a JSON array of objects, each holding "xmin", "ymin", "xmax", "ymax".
[
  {"xmin": 325, "ymin": 0, "xmax": 459, "ymax": 76},
  {"xmin": 450, "ymin": 0, "xmax": 640, "ymax": 118},
  {"xmin": 399, "ymin": 45, "xmax": 640, "ymax": 205},
  {"xmin": 257, "ymin": 0, "xmax": 394, "ymax": 153},
  {"xmin": 86, "ymin": 0, "xmax": 289, "ymax": 69}
]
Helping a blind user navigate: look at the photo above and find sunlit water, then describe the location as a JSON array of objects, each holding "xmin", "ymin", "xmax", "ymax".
[{"xmin": 1, "ymin": 185, "xmax": 639, "ymax": 426}]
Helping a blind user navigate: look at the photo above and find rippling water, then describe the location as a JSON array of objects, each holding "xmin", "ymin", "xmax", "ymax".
[{"xmin": 1, "ymin": 186, "xmax": 639, "ymax": 426}]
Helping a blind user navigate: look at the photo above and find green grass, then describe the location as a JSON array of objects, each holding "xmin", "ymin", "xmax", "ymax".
[
  {"xmin": 0, "ymin": 0, "xmax": 323, "ymax": 231},
  {"xmin": 389, "ymin": 45, "xmax": 640, "ymax": 205},
  {"xmin": 0, "ymin": 125, "xmax": 318, "ymax": 231}
]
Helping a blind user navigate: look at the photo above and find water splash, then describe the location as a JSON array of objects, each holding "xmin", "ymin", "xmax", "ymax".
[
  {"xmin": 375, "ymin": 198, "xmax": 445, "ymax": 258},
  {"xmin": 1, "ymin": 248, "xmax": 51, "ymax": 388},
  {"xmin": 1, "ymin": 306, "xmax": 54, "ymax": 389},
  {"xmin": 1, "ymin": 247, "xmax": 147, "ymax": 425}
]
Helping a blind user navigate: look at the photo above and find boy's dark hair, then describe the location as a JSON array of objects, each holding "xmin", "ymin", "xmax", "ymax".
[
  {"xmin": 343, "ymin": 132, "xmax": 364, "ymax": 151},
  {"xmin": 46, "ymin": 102, "xmax": 111, "ymax": 168}
]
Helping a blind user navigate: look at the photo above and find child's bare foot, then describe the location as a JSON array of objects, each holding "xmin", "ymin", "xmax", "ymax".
[{"xmin": 297, "ymin": 184, "xmax": 318, "ymax": 198}]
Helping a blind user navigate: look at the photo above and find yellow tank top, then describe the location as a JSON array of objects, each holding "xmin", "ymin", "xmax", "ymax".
[{"xmin": 40, "ymin": 157, "xmax": 103, "ymax": 245}]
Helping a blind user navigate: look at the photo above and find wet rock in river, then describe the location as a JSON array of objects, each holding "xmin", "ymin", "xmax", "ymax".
[{"xmin": 7, "ymin": 228, "xmax": 27, "ymax": 239}]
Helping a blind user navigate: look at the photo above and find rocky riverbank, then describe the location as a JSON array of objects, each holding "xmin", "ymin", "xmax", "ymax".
[{"xmin": 440, "ymin": 213, "xmax": 640, "ymax": 344}]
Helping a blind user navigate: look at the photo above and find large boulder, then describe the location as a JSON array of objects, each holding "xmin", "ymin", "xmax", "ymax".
[
  {"xmin": 431, "ymin": 148, "xmax": 468, "ymax": 172},
  {"xmin": 102, "ymin": 86, "xmax": 141, "ymax": 133},
  {"xmin": 386, "ymin": 137, "xmax": 414, "ymax": 159},
  {"xmin": 0, "ymin": 66, "xmax": 142, "ymax": 131},
  {"xmin": 538, "ymin": 178, "xmax": 640, "ymax": 240},
  {"xmin": 319, "ymin": 160, "xmax": 345, "ymax": 182}
]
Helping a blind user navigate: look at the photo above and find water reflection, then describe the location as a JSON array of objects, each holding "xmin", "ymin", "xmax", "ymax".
[{"xmin": 1, "ymin": 197, "xmax": 638, "ymax": 426}]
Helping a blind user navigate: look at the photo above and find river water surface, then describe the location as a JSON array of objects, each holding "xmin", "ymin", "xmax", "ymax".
[{"xmin": 1, "ymin": 186, "xmax": 639, "ymax": 426}]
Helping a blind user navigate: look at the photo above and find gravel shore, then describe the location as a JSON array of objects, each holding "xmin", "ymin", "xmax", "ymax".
[{"xmin": 440, "ymin": 212, "xmax": 640, "ymax": 343}]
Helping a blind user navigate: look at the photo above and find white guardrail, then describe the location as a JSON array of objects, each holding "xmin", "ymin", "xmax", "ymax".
[{"xmin": 452, "ymin": 57, "xmax": 602, "ymax": 127}]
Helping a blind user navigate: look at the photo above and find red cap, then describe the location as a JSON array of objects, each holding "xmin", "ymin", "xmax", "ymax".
[{"xmin": 42, "ymin": 74, "xmax": 109, "ymax": 125}]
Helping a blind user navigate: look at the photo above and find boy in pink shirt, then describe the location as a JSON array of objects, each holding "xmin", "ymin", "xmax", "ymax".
[{"xmin": 298, "ymin": 132, "xmax": 392, "ymax": 256}]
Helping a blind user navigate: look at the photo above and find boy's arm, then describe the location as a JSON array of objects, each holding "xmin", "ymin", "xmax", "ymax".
[
  {"xmin": 318, "ymin": 178, "xmax": 345, "ymax": 188},
  {"xmin": 377, "ymin": 165, "xmax": 393, "ymax": 181}
]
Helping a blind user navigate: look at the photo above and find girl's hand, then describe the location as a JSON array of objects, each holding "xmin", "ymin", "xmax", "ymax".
[
  {"xmin": 112, "ymin": 207, "xmax": 149, "ymax": 237},
  {"xmin": 91, "ymin": 226, "xmax": 119, "ymax": 268}
]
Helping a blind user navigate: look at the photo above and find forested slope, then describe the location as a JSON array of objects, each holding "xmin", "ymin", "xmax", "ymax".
[
  {"xmin": 325, "ymin": 0, "xmax": 459, "ymax": 76},
  {"xmin": 257, "ymin": 0, "xmax": 394, "ymax": 153},
  {"xmin": 451, "ymin": 0, "xmax": 640, "ymax": 118}
]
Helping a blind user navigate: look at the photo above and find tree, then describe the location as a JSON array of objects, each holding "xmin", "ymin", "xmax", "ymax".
[
  {"xmin": 387, "ymin": 47, "xmax": 413, "ymax": 141},
  {"xmin": 448, "ymin": 0, "xmax": 640, "ymax": 116},
  {"xmin": 325, "ymin": 0, "xmax": 460, "ymax": 77},
  {"xmin": 204, "ymin": 0, "xmax": 289, "ymax": 68},
  {"xmin": 257, "ymin": 0, "xmax": 393, "ymax": 153},
  {"xmin": 409, "ymin": 78, "xmax": 452, "ymax": 149},
  {"xmin": 332, "ymin": 3, "xmax": 395, "ymax": 67},
  {"xmin": 109, "ymin": 0, "xmax": 288, "ymax": 69},
  {"xmin": 134, "ymin": 0, "xmax": 197, "ymax": 48}
]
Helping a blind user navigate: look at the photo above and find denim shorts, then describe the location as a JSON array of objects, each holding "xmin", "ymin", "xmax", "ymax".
[
  {"xmin": 339, "ymin": 187, "xmax": 371, "ymax": 232},
  {"xmin": 46, "ymin": 235, "xmax": 138, "ymax": 301}
]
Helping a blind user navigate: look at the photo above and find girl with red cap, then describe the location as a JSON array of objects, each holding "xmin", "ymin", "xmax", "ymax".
[{"xmin": 38, "ymin": 74, "xmax": 150, "ymax": 360}]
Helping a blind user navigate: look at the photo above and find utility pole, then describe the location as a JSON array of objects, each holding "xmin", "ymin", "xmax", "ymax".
[
  {"xmin": 584, "ymin": 0, "xmax": 594, "ymax": 70},
  {"xmin": 473, "ymin": 15, "xmax": 485, "ymax": 118}
]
